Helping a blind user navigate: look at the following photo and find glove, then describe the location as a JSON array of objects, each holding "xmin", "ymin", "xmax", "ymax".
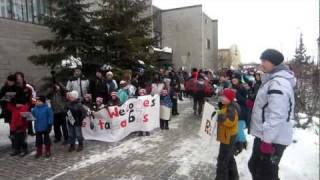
[
  {"xmin": 260, "ymin": 141, "xmax": 274, "ymax": 154},
  {"xmin": 47, "ymin": 125, "xmax": 52, "ymax": 133}
]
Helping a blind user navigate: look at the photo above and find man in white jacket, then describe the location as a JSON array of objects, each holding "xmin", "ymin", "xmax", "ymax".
[
  {"xmin": 248, "ymin": 49, "xmax": 296, "ymax": 180},
  {"xmin": 66, "ymin": 68, "xmax": 90, "ymax": 100}
]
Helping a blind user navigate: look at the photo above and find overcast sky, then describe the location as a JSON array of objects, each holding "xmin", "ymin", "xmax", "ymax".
[{"xmin": 153, "ymin": 0, "xmax": 319, "ymax": 64}]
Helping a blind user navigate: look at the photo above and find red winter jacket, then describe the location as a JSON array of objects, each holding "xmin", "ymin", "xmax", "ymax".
[{"xmin": 6, "ymin": 103, "xmax": 29, "ymax": 132}]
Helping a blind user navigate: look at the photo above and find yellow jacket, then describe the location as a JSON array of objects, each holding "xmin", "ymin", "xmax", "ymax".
[{"xmin": 217, "ymin": 103, "xmax": 239, "ymax": 145}]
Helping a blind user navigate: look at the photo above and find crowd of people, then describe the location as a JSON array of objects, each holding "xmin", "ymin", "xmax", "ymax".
[{"xmin": 0, "ymin": 49, "xmax": 296, "ymax": 180}]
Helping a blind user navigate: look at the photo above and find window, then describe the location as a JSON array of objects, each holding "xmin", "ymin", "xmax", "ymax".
[
  {"xmin": 0, "ymin": 0, "xmax": 50, "ymax": 24},
  {"xmin": 206, "ymin": 39, "xmax": 210, "ymax": 49}
]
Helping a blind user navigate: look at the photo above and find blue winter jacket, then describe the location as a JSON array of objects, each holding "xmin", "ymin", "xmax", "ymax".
[
  {"xmin": 236, "ymin": 120, "xmax": 247, "ymax": 142},
  {"xmin": 160, "ymin": 95, "xmax": 173, "ymax": 108},
  {"xmin": 32, "ymin": 104, "xmax": 53, "ymax": 132}
]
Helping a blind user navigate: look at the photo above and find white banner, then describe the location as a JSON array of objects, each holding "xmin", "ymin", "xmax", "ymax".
[
  {"xmin": 82, "ymin": 95, "xmax": 160, "ymax": 142},
  {"xmin": 160, "ymin": 105, "xmax": 171, "ymax": 121},
  {"xmin": 199, "ymin": 102, "xmax": 218, "ymax": 140}
]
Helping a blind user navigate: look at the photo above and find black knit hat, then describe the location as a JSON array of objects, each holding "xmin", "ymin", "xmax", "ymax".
[
  {"xmin": 36, "ymin": 96, "xmax": 46, "ymax": 103},
  {"xmin": 7, "ymin": 75, "xmax": 16, "ymax": 82},
  {"xmin": 260, "ymin": 49, "xmax": 284, "ymax": 66}
]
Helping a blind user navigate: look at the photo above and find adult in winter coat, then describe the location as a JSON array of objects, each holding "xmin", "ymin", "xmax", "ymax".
[
  {"xmin": 15, "ymin": 72, "xmax": 35, "ymax": 136},
  {"xmin": 48, "ymin": 83, "xmax": 69, "ymax": 144},
  {"xmin": 231, "ymin": 73, "xmax": 249, "ymax": 125},
  {"xmin": 66, "ymin": 68, "xmax": 90, "ymax": 100},
  {"xmin": 106, "ymin": 71, "xmax": 118, "ymax": 100},
  {"xmin": 248, "ymin": 49, "xmax": 296, "ymax": 180},
  {"xmin": 151, "ymin": 73, "xmax": 164, "ymax": 95},
  {"xmin": 89, "ymin": 69, "xmax": 108, "ymax": 104},
  {"xmin": 192, "ymin": 75, "xmax": 206, "ymax": 116},
  {"xmin": 0, "ymin": 75, "xmax": 19, "ymax": 123}
]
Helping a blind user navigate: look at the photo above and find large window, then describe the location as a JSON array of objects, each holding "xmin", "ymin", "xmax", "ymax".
[{"xmin": 0, "ymin": 0, "xmax": 50, "ymax": 24}]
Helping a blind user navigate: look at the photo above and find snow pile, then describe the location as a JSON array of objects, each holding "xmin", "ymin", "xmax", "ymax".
[
  {"xmin": 168, "ymin": 136, "xmax": 217, "ymax": 176},
  {"xmin": 236, "ymin": 128, "xmax": 319, "ymax": 180}
]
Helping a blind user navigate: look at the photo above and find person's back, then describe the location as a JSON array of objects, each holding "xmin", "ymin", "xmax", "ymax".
[{"xmin": 33, "ymin": 103, "xmax": 53, "ymax": 133}]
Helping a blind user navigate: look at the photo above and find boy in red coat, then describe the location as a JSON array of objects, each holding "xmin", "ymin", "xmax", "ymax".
[{"xmin": 6, "ymin": 103, "xmax": 29, "ymax": 156}]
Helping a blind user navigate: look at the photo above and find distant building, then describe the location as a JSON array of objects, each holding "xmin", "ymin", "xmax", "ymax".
[
  {"xmin": 218, "ymin": 45, "xmax": 241, "ymax": 70},
  {"xmin": 0, "ymin": 1, "xmax": 218, "ymax": 87},
  {"xmin": 0, "ymin": 0, "xmax": 52, "ymax": 87},
  {"xmin": 154, "ymin": 5, "xmax": 218, "ymax": 71}
]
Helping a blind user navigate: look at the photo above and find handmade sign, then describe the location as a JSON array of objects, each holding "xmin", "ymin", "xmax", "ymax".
[
  {"xmin": 82, "ymin": 95, "xmax": 160, "ymax": 142},
  {"xmin": 199, "ymin": 102, "xmax": 218, "ymax": 140}
]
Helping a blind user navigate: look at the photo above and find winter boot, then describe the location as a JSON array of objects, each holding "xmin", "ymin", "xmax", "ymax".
[
  {"xmin": 45, "ymin": 144, "xmax": 51, "ymax": 158},
  {"xmin": 35, "ymin": 146, "xmax": 43, "ymax": 159},
  {"xmin": 77, "ymin": 142, "xmax": 83, "ymax": 152},
  {"xmin": 20, "ymin": 149, "xmax": 28, "ymax": 157},
  {"xmin": 10, "ymin": 150, "xmax": 20, "ymax": 156},
  {"xmin": 68, "ymin": 144, "xmax": 75, "ymax": 152}
]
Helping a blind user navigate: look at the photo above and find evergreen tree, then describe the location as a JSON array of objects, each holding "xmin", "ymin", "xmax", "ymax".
[
  {"xmin": 28, "ymin": 0, "xmax": 99, "ymax": 81},
  {"xmin": 290, "ymin": 33, "xmax": 319, "ymax": 129},
  {"xmin": 94, "ymin": 0, "xmax": 157, "ymax": 70}
]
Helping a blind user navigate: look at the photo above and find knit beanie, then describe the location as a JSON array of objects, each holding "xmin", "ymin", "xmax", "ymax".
[
  {"xmin": 260, "ymin": 49, "xmax": 284, "ymax": 66},
  {"xmin": 222, "ymin": 88, "xmax": 235, "ymax": 102},
  {"xmin": 36, "ymin": 96, "xmax": 46, "ymax": 103},
  {"xmin": 7, "ymin": 75, "xmax": 16, "ymax": 82},
  {"xmin": 139, "ymin": 88, "xmax": 147, "ymax": 96},
  {"xmin": 68, "ymin": 90, "xmax": 79, "ymax": 99}
]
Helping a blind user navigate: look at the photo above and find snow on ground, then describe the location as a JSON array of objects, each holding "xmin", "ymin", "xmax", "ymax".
[
  {"xmin": 236, "ymin": 128, "xmax": 319, "ymax": 180},
  {"xmin": 0, "ymin": 120, "xmax": 10, "ymax": 146},
  {"xmin": 168, "ymin": 136, "xmax": 217, "ymax": 176}
]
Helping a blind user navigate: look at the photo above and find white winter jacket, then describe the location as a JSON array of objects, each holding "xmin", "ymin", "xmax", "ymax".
[
  {"xmin": 66, "ymin": 76, "xmax": 90, "ymax": 98},
  {"xmin": 250, "ymin": 64, "xmax": 296, "ymax": 145}
]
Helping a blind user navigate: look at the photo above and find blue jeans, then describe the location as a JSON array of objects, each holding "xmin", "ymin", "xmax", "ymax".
[{"xmin": 67, "ymin": 124, "xmax": 83, "ymax": 145}]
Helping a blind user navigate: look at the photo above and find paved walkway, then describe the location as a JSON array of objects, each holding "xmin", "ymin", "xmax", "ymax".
[{"xmin": 0, "ymin": 99, "xmax": 220, "ymax": 180}]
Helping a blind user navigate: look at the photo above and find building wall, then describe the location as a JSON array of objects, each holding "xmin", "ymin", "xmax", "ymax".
[
  {"xmin": 161, "ymin": 5, "xmax": 203, "ymax": 70},
  {"xmin": 0, "ymin": 18, "xmax": 52, "ymax": 88},
  {"xmin": 202, "ymin": 13, "xmax": 218, "ymax": 70}
]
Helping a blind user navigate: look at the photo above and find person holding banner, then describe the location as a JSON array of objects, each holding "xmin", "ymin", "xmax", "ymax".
[
  {"xmin": 160, "ymin": 89, "xmax": 172, "ymax": 130},
  {"xmin": 138, "ymin": 88, "xmax": 151, "ymax": 136},
  {"xmin": 107, "ymin": 91, "xmax": 120, "ymax": 106},
  {"xmin": 215, "ymin": 88, "xmax": 239, "ymax": 180}
]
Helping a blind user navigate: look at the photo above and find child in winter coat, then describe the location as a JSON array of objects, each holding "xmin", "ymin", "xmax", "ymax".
[
  {"xmin": 160, "ymin": 89, "xmax": 173, "ymax": 130},
  {"xmin": 93, "ymin": 97, "xmax": 105, "ymax": 111},
  {"xmin": 66, "ymin": 91, "xmax": 87, "ymax": 152},
  {"xmin": 32, "ymin": 96, "xmax": 53, "ymax": 158},
  {"xmin": 137, "ymin": 88, "xmax": 151, "ymax": 136},
  {"xmin": 107, "ymin": 91, "xmax": 120, "ymax": 106},
  {"xmin": 215, "ymin": 88, "xmax": 239, "ymax": 180},
  {"xmin": 6, "ymin": 103, "xmax": 29, "ymax": 156},
  {"xmin": 118, "ymin": 80, "xmax": 129, "ymax": 105}
]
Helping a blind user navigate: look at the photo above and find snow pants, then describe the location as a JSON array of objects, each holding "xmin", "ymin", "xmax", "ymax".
[{"xmin": 248, "ymin": 137, "xmax": 287, "ymax": 180}]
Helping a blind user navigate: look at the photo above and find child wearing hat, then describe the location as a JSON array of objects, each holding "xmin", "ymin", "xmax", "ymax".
[
  {"xmin": 107, "ymin": 91, "xmax": 120, "ymax": 106},
  {"xmin": 160, "ymin": 89, "xmax": 172, "ymax": 130},
  {"xmin": 66, "ymin": 91, "xmax": 87, "ymax": 152},
  {"xmin": 118, "ymin": 80, "xmax": 129, "ymax": 105},
  {"xmin": 93, "ymin": 97, "xmax": 105, "ymax": 111},
  {"xmin": 32, "ymin": 96, "xmax": 53, "ymax": 158},
  {"xmin": 215, "ymin": 88, "xmax": 240, "ymax": 180}
]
